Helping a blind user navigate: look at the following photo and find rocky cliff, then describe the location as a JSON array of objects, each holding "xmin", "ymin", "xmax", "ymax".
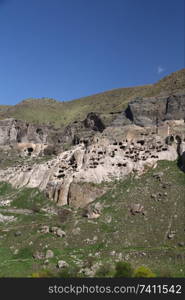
[
  {"xmin": 0, "ymin": 117, "xmax": 184, "ymax": 207},
  {"xmin": 0, "ymin": 76, "xmax": 185, "ymax": 208},
  {"xmin": 113, "ymin": 93, "xmax": 185, "ymax": 127}
]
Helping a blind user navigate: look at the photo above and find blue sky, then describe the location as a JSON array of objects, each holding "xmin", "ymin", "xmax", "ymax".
[{"xmin": 0, "ymin": 0, "xmax": 184, "ymax": 105}]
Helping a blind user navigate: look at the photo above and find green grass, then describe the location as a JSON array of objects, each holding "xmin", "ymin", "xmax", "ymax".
[
  {"xmin": 10, "ymin": 188, "xmax": 50, "ymax": 210},
  {"xmin": 0, "ymin": 146, "xmax": 53, "ymax": 170},
  {"xmin": 0, "ymin": 182, "xmax": 13, "ymax": 195},
  {"xmin": 0, "ymin": 160, "xmax": 184, "ymax": 277}
]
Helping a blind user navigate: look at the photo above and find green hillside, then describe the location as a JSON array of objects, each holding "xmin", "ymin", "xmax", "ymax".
[
  {"xmin": 0, "ymin": 68, "xmax": 184, "ymax": 128},
  {"xmin": 0, "ymin": 160, "xmax": 184, "ymax": 277}
]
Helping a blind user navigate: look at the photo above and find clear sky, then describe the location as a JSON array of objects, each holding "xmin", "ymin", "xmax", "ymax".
[{"xmin": 0, "ymin": 0, "xmax": 184, "ymax": 105}]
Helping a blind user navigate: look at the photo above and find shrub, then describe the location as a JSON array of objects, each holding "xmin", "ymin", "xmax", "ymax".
[
  {"xmin": 134, "ymin": 266, "xmax": 156, "ymax": 278},
  {"xmin": 58, "ymin": 266, "xmax": 80, "ymax": 278},
  {"xmin": 95, "ymin": 264, "xmax": 113, "ymax": 278},
  {"xmin": 31, "ymin": 204, "xmax": 41, "ymax": 213},
  {"xmin": 31, "ymin": 270, "xmax": 54, "ymax": 278},
  {"xmin": 14, "ymin": 247, "xmax": 33, "ymax": 259},
  {"xmin": 114, "ymin": 261, "xmax": 133, "ymax": 278},
  {"xmin": 155, "ymin": 268, "xmax": 173, "ymax": 278},
  {"xmin": 83, "ymin": 256, "xmax": 95, "ymax": 269}
]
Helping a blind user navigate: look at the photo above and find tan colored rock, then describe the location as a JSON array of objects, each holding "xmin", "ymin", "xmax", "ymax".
[
  {"xmin": 68, "ymin": 182, "xmax": 107, "ymax": 208},
  {"xmin": 57, "ymin": 176, "xmax": 74, "ymax": 206},
  {"xmin": 130, "ymin": 204, "xmax": 145, "ymax": 215},
  {"xmin": 0, "ymin": 123, "xmax": 183, "ymax": 208}
]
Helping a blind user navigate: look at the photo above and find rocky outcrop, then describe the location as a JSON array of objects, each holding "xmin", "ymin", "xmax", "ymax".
[
  {"xmin": 1, "ymin": 93, "xmax": 185, "ymax": 208},
  {"xmin": 60, "ymin": 112, "xmax": 105, "ymax": 146},
  {"xmin": 0, "ymin": 118, "xmax": 49, "ymax": 145},
  {"xmin": 68, "ymin": 182, "xmax": 107, "ymax": 208},
  {"xmin": 83, "ymin": 112, "xmax": 105, "ymax": 132},
  {"xmin": 15, "ymin": 142, "xmax": 48, "ymax": 157},
  {"xmin": 0, "ymin": 113, "xmax": 105, "ymax": 157},
  {"xmin": 113, "ymin": 93, "xmax": 185, "ymax": 127},
  {"xmin": 0, "ymin": 123, "xmax": 182, "ymax": 207}
]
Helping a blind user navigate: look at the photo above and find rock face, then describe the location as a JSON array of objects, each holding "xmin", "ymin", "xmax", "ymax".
[
  {"xmin": 60, "ymin": 112, "xmax": 105, "ymax": 146},
  {"xmin": 0, "ymin": 113, "xmax": 105, "ymax": 157},
  {"xmin": 68, "ymin": 182, "xmax": 107, "ymax": 208},
  {"xmin": 1, "ymin": 93, "xmax": 185, "ymax": 208},
  {"xmin": 0, "ymin": 118, "xmax": 49, "ymax": 145},
  {"xmin": 113, "ymin": 93, "xmax": 185, "ymax": 127},
  {"xmin": 83, "ymin": 112, "xmax": 105, "ymax": 132},
  {"xmin": 0, "ymin": 122, "xmax": 182, "ymax": 207}
]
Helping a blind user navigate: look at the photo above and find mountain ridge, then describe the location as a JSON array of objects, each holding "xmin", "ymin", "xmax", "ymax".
[{"xmin": 0, "ymin": 68, "xmax": 184, "ymax": 128}]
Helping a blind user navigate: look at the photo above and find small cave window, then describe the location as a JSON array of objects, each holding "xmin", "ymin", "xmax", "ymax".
[
  {"xmin": 27, "ymin": 147, "xmax": 33, "ymax": 156},
  {"xmin": 175, "ymin": 135, "xmax": 181, "ymax": 143},
  {"xmin": 169, "ymin": 136, "xmax": 174, "ymax": 143},
  {"xmin": 137, "ymin": 140, "xmax": 145, "ymax": 145},
  {"xmin": 166, "ymin": 135, "xmax": 174, "ymax": 145},
  {"xmin": 98, "ymin": 151, "xmax": 103, "ymax": 155},
  {"xmin": 58, "ymin": 174, "xmax": 65, "ymax": 179},
  {"xmin": 36, "ymin": 128, "xmax": 43, "ymax": 135}
]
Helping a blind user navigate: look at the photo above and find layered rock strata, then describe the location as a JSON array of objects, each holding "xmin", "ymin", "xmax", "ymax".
[{"xmin": 0, "ymin": 124, "xmax": 182, "ymax": 207}]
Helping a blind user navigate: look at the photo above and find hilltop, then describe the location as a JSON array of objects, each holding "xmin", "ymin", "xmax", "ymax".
[{"xmin": 0, "ymin": 68, "xmax": 184, "ymax": 128}]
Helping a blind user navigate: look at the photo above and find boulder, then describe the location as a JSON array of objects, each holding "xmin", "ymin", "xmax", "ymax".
[
  {"xmin": 50, "ymin": 226, "xmax": 59, "ymax": 234},
  {"xmin": 57, "ymin": 260, "xmax": 69, "ymax": 269},
  {"xmin": 33, "ymin": 251, "xmax": 45, "ymax": 260},
  {"xmin": 39, "ymin": 225, "xmax": 50, "ymax": 234},
  {"xmin": 130, "ymin": 204, "xmax": 145, "ymax": 216},
  {"xmin": 45, "ymin": 250, "xmax": 54, "ymax": 259},
  {"xmin": 56, "ymin": 229, "xmax": 66, "ymax": 238},
  {"xmin": 68, "ymin": 182, "xmax": 107, "ymax": 208},
  {"xmin": 14, "ymin": 231, "xmax": 22, "ymax": 237}
]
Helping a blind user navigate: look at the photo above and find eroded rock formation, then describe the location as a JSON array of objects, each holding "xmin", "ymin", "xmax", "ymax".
[
  {"xmin": 113, "ymin": 93, "xmax": 185, "ymax": 127},
  {"xmin": 0, "ymin": 93, "xmax": 185, "ymax": 208}
]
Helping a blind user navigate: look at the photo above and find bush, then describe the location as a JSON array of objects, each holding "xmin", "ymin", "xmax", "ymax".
[
  {"xmin": 58, "ymin": 266, "xmax": 80, "ymax": 278},
  {"xmin": 95, "ymin": 264, "xmax": 113, "ymax": 278},
  {"xmin": 14, "ymin": 247, "xmax": 33, "ymax": 259},
  {"xmin": 31, "ymin": 204, "xmax": 41, "ymax": 213},
  {"xmin": 83, "ymin": 256, "xmax": 95, "ymax": 269},
  {"xmin": 114, "ymin": 261, "xmax": 133, "ymax": 278},
  {"xmin": 31, "ymin": 270, "xmax": 54, "ymax": 278},
  {"xmin": 134, "ymin": 266, "xmax": 156, "ymax": 278},
  {"xmin": 156, "ymin": 269, "xmax": 173, "ymax": 277}
]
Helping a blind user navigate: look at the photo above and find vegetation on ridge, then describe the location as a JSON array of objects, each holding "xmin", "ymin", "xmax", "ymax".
[{"xmin": 0, "ymin": 68, "xmax": 184, "ymax": 128}]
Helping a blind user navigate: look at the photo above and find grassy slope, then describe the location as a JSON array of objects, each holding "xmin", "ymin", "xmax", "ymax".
[
  {"xmin": 0, "ymin": 160, "xmax": 184, "ymax": 277},
  {"xmin": 0, "ymin": 68, "xmax": 184, "ymax": 128}
]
